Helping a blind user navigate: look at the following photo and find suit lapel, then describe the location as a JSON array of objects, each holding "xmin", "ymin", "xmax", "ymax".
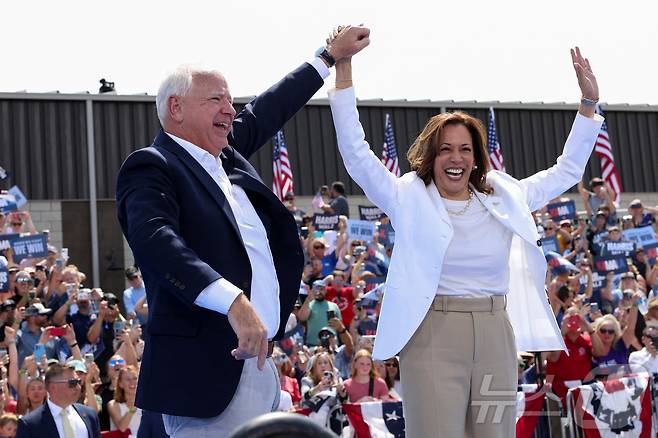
[
  {"xmin": 155, "ymin": 131, "xmax": 244, "ymax": 245},
  {"xmin": 424, "ymin": 180, "xmax": 453, "ymax": 228},
  {"xmin": 42, "ymin": 403, "xmax": 60, "ymax": 438},
  {"xmin": 71, "ymin": 404, "xmax": 93, "ymax": 438}
]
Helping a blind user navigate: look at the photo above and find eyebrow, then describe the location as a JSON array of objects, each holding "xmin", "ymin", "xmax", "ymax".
[{"xmin": 207, "ymin": 91, "xmax": 233, "ymax": 103}]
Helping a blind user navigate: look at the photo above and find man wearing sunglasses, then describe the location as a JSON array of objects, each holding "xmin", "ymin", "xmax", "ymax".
[{"xmin": 17, "ymin": 362, "xmax": 101, "ymax": 437}]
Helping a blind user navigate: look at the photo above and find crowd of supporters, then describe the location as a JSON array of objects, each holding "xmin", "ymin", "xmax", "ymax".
[{"xmin": 0, "ymin": 175, "xmax": 656, "ymax": 436}]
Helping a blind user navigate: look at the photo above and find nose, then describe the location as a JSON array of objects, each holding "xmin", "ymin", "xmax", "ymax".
[{"xmin": 223, "ymin": 101, "xmax": 237, "ymax": 119}]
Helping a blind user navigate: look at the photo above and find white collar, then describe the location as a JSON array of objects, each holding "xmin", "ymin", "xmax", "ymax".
[{"xmin": 47, "ymin": 398, "xmax": 73, "ymax": 417}]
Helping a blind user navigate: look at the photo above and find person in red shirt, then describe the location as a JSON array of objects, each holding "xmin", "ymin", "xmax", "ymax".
[
  {"xmin": 546, "ymin": 307, "xmax": 596, "ymax": 404},
  {"xmin": 325, "ymin": 270, "xmax": 359, "ymax": 327}
]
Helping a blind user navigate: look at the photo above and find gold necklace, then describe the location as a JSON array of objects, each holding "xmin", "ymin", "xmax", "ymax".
[{"xmin": 446, "ymin": 189, "xmax": 474, "ymax": 216}]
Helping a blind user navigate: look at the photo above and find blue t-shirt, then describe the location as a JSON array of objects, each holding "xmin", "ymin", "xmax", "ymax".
[{"xmin": 592, "ymin": 339, "xmax": 630, "ymax": 375}]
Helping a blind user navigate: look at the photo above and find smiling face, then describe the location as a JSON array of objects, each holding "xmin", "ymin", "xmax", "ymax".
[
  {"xmin": 432, "ymin": 123, "xmax": 475, "ymax": 200},
  {"xmin": 169, "ymin": 73, "xmax": 236, "ymax": 156},
  {"xmin": 354, "ymin": 356, "xmax": 373, "ymax": 377}
]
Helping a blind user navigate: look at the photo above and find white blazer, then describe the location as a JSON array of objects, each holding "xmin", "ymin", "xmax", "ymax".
[{"xmin": 328, "ymin": 87, "xmax": 604, "ymax": 360}]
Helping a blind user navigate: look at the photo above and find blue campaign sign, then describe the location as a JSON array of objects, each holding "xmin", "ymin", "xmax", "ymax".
[
  {"xmin": 590, "ymin": 271, "xmax": 607, "ymax": 293},
  {"xmin": 547, "ymin": 200, "xmax": 577, "ymax": 221},
  {"xmin": 592, "ymin": 231, "xmax": 609, "ymax": 255},
  {"xmin": 10, "ymin": 233, "xmax": 48, "ymax": 262},
  {"xmin": 358, "ymin": 205, "xmax": 385, "ymax": 221},
  {"xmin": 645, "ymin": 242, "xmax": 658, "ymax": 265},
  {"xmin": 0, "ymin": 233, "xmax": 19, "ymax": 252},
  {"xmin": 0, "ymin": 266, "xmax": 8, "ymax": 293},
  {"xmin": 312, "ymin": 214, "xmax": 340, "ymax": 231},
  {"xmin": 594, "ymin": 255, "xmax": 629, "ymax": 275},
  {"xmin": 348, "ymin": 220, "xmax": 377, "ymax": 242},
  {"xmin": 7, "ymin": 186, "xmax": 27, "ymax": 208},
  {"xmin": 601, "ymin": 240, "xmax": 636, "ymax": 257},
  {"xmin": 0, "ymin": 195, "xmax": 18, "ymax": 214},
  {"xmin": 541, "ymin": 236, "xmax": 559, "ymax": 254},
  {"xmin": 623, "ymin": 226, "xmax": 657, "ymax": 248}
]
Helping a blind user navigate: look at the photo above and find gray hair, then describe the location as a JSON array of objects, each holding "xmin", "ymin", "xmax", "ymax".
[{"xmin": 155, "ymin": 66, "xmax": 223, "ymax": 126}]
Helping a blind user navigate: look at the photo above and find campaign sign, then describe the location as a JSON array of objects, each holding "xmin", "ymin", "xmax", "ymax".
[
  {"xmin": 0, "ymin": 195, "xmax": 17, "ymax": 214},
  {"xmin": 0, "ymin": 233, "xmax": 19, "ymax": 252},
  {"xmin": 547, "ymin": 200, "xmax": 577, "ymax": 222},
  {"xmin": 591, "ymin": 271, "xmax": 607, "ymax": 293},
  {"xmin": 594, "ymin": 255, "xmax": 629, "ymax": 275},
  {"xmin": 0, "ymin": 266, "xmax": 8, "ymax": 293},
  {"xmin": 541, "ymin": 236, "xmax": 559, "ymax": 255},
  {"xmin": 10, "ymin": 233, "xmax": 48, "ymax": 262},
  {"xmin": 644, "ymin": 242, "xmax": 658, "ymax": 265},
  {"xmin": 601, "ymin": 240, "xmax": 636, "ymax": 257},
  {"xmin": 623, "ymin": 226, "xmax": 657, "ymax": 248},
  {"xmin": 0, "ymin": 165, "xmax": 8, "ymax": 182},
  {"xmin": 358, "ymin": 205, "xmax": 385, "ymax": 221},
  {"xmin": 8, "ymin": 186, "xmax": 27, "ymax": 208},
  {"xmin": 592, "ymin": 231, "xmax": 609, "ymax": 255},
  {"xmin": 312, "ymin": 214, "xmax": 340, "ymax": 231},
  {"xmin": 348, "ymin": 220, "xmax": 376, "ymax": 242}
]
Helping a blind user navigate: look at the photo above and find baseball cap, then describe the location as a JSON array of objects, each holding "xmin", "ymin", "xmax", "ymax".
[
  {"xmin": 102, "ymin": 293, "xmax": 120, "ymax": 306},
  {"xmin": 0, "ymin": 300, "xmax": 16, "ymax": 311},
  {"xmin": 66, "ymin": 359, "xmax": 88, "ymax": 374},
  {"xmin": 25, "ymin": 303, "xmax": 52, "ymax": 317},
  {"xmin": 312, "ymin": 279, "xmax": 326, "ymax": 289},
  {"xmin": 318, "ymin": 326, "xmax": 337, "ymax": 337},
  {"xmin": 125, "ymin": 266, "xmax": 140, "ymax": 280}
]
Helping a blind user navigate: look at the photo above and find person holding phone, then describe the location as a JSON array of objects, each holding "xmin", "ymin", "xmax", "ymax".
[
  {"xmin": 328, "ymin": 33, "xmax": 603, "ymax": 436},
  {"xmin": 300, "ymin": 352, "xmax": 344, "ymax": 427},
  {"xmin": 296, "ymin": 280, "xmax": 341, "ymax": 347}
]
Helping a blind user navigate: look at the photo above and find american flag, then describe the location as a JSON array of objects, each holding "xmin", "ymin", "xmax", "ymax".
[
  {"xmin": 595, "ymin": 105, "xmax": 622, "ymax": 206},
  {"xmin": 487, "ymin": 107, "xmax": 506, "ymax": 172},
  {"xmin": 381, "ymin": 113, "xmax": 400, "ymax": 177},
  {"xmin": 272, "ymin": 130, "xmax": 294, "ymax": 201}
]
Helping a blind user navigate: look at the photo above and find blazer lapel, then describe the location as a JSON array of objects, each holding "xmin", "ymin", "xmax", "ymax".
[
  {"xmin": 425, "ymin": 180, "xmax": 453, "ymax": 228},
  {"xmin": 71, "ymin": 404, "xmax": 93, "ymax": 438},
  {"xmin": 155, "ymin": 131, "xmax": 244, "ymax": 245},
  {"xmin": 42, "ymin": 403, "xmax": 60, "ymax": 438}
]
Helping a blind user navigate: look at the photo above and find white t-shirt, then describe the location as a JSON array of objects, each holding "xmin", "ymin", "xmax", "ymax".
[{"xmin": 436, "ymin": 193, "xmax": 513, "ymax": 297}]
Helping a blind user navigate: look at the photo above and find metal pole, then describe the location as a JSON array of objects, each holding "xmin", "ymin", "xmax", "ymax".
[{"xmin": 85, "ymin": 98, "xmax": 100, "ymax": 287}]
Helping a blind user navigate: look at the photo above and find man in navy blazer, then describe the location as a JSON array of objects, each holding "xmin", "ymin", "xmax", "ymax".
[
  {"xmin": 116, "ymin": 27, "xmax": 370, "ymax": 436},
  {"xmin": 17, "ymin": 363, "xmax": 101, "ymax": 438}
]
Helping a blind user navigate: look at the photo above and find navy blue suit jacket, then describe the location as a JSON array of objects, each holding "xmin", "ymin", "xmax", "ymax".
[
  {"xmin": 116, "ymin": 63, "xmax": 323, "ymax": 418},
  {"xmin": 16, "ymin": 402, "xmax": 101, "ymax": 438}
]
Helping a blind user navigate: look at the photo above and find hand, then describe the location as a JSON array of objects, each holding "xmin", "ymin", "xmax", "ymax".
[
  {"xmin": 15, "ymin": 307, "xmax": 25, "ymax": 323},
  {"xmin": 227, "ymin": 293, "xmax": 269, "ymax": 370},
  {"xmin": 38, "ymin": 327, "xmax": 54, "ymax": 344},
  {"xmin": 326, "ymin": 25, "xmax": 370, "ymax": 62},
  {"xmin": 328, "ymin": 317, "xmax": 345, "ymax": 333},
  {"xmin": 4, "ymin": 326, "xmax": 16, "ymax": 344},
  {"xmin": 117, "ymin": 329, "xmax": 131, "ymax": 344},
  {"xmin": 571, "ymin": 47, "xmax": 598, "ymax": 100},
  {"xmin": 86, "ymin": 362, "xmax": 100, "ymax": 383},
  {"xmin": 98, "ymin": 301, "xmax": 109, "ymax": 319},
  {"xmin": 23, "ymin": 355, "xmax": 37, "ymax": 376},
  {"xmin": 63, "ymin": 324, "xmax": 76, "ymax": 344}
]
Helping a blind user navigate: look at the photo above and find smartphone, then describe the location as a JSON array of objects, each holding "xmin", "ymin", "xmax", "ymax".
[
  {"xmin": 113, "ymin": 321, "xmax": 126, "ymax": 337},
  {"xmin": 61, "ymin": 248, "xmax": 69, "ymax": 260},
  {"xmin": 590, "ymin": 302, "xmax": 599, "ymax": 314},
  {"xmin": 49, "ymin": 327, "xmax": 66, "ymax": 337},
  {"xmin": 28, "ymin": 290, "xmax": 37, "ymax": 301},
  {"xmin": 34, "ymin": 343, "xmax": 46, "ymax": 361},
  {"xmin": 84, "ymin": 353, "xmax": 94, "ymax": 366},
  {"xmin": 567, "ymin": 314, "xmax": 580, "ymax": 331},
  {"xmin": 55, "ymin": 259, "xmax": 64, "ymax": 271},
  {"xmin": 0, "ymin": 349, "xmax": 7, "ymax": 358},
  {"xmin": 327, "ymin": 310, "xmax": 337, "ymax": 320}
]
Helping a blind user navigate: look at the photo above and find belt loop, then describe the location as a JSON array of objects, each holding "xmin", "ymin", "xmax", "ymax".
[
  {"xmin": 490, "ymin": 296, "xmax": 495, "ymax": 315},
  {"xmin": 442, "ymin": 295, "xmax": 448, "ymax": 314},
  {"xmin": 503, "ymin": 295, "xmax": 507, "ymax": 310}
]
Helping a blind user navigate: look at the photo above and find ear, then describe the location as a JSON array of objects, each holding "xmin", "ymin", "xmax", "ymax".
[{"xmin": 168, "ymin": 95, "xmax": 184, "ymax": 123}]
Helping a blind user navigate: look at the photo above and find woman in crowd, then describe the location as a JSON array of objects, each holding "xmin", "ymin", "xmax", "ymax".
[
  {"xmin": 342, "ymin": 349, "xmax": 388, "ymax": 403},
  {"xmin": 590, "ymin": 314, "xmax": 635, "ymax": 376},
  {"xmin": 273, "ymin": 348, "xmax": 301, "ymax": 406},
  {"xmin": 384, "ymin": 356, "xmax": 402, "ymax": 399},
  {"xmin": 300, "ymin": 352, "xmax": 344, "ymax": 426},
  {"xmin": 0, "ymin": 413, "xmax": 17, "ymax": 438},
  {"xmin": 107, "ymin": 365, "xmax": 141, "ymax": 434},
  {"xmin": 16, "ymin": 355, "xmax": 47, "ymax": 415},
  {"xmin": 327, "ymin": 31, "xmax": 602, "ymax": 436}
]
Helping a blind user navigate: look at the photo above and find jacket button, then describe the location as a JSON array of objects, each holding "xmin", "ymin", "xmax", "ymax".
[{"xmin": 537, "ymin": 239, "xmax": 542, "ymax": 247}]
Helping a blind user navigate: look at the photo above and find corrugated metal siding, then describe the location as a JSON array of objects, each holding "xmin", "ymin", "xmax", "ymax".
[
  {"xmin": 1, "ymin": 95, "xmax": 657, "ymax": 199},
  {"xmin": 0, "ymin": 99, "xmax": 89, "ymax": 199}
]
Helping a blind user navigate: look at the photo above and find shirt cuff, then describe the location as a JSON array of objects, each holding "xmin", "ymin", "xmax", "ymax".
[
  {"xmin": 310, "ymin": 57, "xmax": 331, "ymax": 80},
  {"xmin": 194, "ymin": 278, "xmax": 243, "ymax": 315}
]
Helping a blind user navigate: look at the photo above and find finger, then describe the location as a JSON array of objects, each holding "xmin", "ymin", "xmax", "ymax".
[
  {"xmin": 257, "ymin": 338, "xmax": 268, "ymax": 370},
  {"xmin": 584, "ymin": 58, "xmax": 592, "ymax": 72}
]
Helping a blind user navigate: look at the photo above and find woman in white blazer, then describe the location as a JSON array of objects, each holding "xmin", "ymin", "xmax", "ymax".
[{"xmin": 327, "ymin": 43, "xmax": 603, "ymax": 437}]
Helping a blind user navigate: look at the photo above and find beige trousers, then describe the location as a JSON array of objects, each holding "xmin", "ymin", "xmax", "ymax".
[{"xmin": 399, "ymin": 295, "xmax": 517, "ymax": 438}]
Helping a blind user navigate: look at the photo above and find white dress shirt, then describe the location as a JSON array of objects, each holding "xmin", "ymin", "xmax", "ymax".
[
  {"xmin": 629, "ymin": 348, "xmax": 658, "ymax": 374},
  {"xmin": 47, "ymin": 399, "xmax": 89, "ymax": 438},
  {"xmin": 166, "ymin": 59, "xmax": 329, "ymax": 338}
]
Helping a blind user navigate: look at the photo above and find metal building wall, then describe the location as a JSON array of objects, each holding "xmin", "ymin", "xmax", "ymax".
[{"xmin": 1, "ymin": 94, "xmax": 657, "ymax": 200}]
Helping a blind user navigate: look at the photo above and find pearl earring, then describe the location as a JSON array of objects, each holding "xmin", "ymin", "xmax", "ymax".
[{"xmin": 473, "ymin": 165, "xmax": 478, "ymax": 169}]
